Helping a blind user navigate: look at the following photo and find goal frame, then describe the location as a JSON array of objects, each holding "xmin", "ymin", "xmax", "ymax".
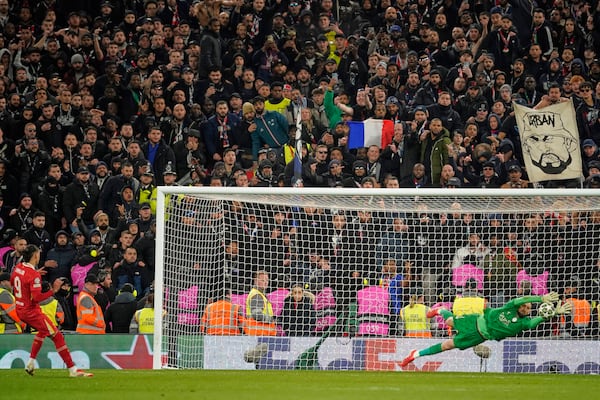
[{"xmin": 152, "ymin": 187, "xmax": 600, "ymax": 369}]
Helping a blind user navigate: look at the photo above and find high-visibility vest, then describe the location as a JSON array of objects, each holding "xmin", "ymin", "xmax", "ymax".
[
  {"xmin": 566, "ymin": 298, "xmax": 591, "ymax": 327},
  {"xmin": 0, "ymin": 287, "xmax": 22, "ymax": 334},
  {"xmin": 201, "ymin": 300, "xmax": 244, "ymax": 335},
  {"xmin": 400, "ymin": 303, "xmax": 432, "ymax": 337},
  {"xmin": 76, "ymin": 291, "xmax": 106, "ymax": 334},
  {"xmin": 138, "ymin": 186, "xmax": 157, "ymax": 214},
  {"xmin": 37, "ymin": 297, "xmax": 63, "ymax": 330},
  {"xmin": 135, "ymin": 307, "xmax": 155, "ymax": 334},
  {"xmin": 244, "ymin": 289, "xmax": 276, "ymax": 336},
  {"xmin": 452, "ymin": 296, "xmax": 486, "ymax": 316}
]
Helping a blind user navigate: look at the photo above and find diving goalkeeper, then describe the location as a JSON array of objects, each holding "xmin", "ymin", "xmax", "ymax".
[{"xmin": 400, "ymin": 293, "xmax": 572, "ymax": 367}]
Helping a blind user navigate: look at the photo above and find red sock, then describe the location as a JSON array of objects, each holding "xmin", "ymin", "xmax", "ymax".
[
  {"xmin": 30, "ymin": 335, "xmax": 45, "ymax": 359},
  {"xmin": 51, "ymin": 332, "xmax": 75, "ymax": 368}
]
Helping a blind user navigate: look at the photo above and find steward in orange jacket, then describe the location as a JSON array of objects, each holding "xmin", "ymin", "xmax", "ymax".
[
  {"xmin": 76, "ymin": 274, "xmax": 106, "ymax": 334},
  {"xmin": 201, "ymin": 295, "xmax": 245, "ymax": 335}
]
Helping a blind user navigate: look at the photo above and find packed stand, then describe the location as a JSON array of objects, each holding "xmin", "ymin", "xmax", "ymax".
[{"xmin": 0, "ymin": 0, "xmax": 599, "ymax": 337}]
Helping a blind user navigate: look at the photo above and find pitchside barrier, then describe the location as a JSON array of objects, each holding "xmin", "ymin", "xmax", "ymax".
[{"xmin": 0, "ymin": 335, "xmax": 598, "ymax": 373}]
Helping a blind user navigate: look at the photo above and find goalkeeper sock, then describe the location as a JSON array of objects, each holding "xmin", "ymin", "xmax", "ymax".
[
  {"xmin": 419, "ymin": 343, "xmax": 444, "ymax": 357},
  {"xmin": 51, "ymin": 331, "xmax": 75, "ymax": 368},
  {"xmin": 30, "ymin": 335, "xmax": 44, "ymax": 359},
  {"xmin": 440, "ymin": 309, "xmax": 453, "ymax": 320}
]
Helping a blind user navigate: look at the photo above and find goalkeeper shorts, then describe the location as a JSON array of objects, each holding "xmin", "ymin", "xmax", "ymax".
[{"xmin": 452, "ymin": 314, "xmax": 486, "ymax": 350}]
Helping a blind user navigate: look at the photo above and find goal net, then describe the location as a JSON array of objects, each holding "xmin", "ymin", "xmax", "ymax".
[{"xmin": 153, "ymin": 188, "xmax": 600, "ymax": 373}]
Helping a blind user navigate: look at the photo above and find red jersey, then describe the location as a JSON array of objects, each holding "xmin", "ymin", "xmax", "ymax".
[{"xmin": 10, "ymin": 262, "xmax": 53, "ymax": 313}]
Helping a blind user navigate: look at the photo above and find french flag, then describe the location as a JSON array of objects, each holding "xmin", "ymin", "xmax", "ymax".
[{"xmin": 347, "ymin": 119, "xmax": 395, "ymax": 150}]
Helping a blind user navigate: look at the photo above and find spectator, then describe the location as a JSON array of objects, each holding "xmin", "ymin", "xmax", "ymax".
[
  {"xmin": 488, "ymin": 15, "xmax": 520, "ymax": 74},
  {"xmin": 413, "ymin": 69, "xmax": 444, "ymax": 107},
  {"xmin": 482, "ymin": 231, "xmax": 519, "ymax": 308},
  {"xmin": 202, "ymin": 101, "xmax": 241, "ymax": 165},
  {"xmin": 379, "ymin": 258, "xmax": 409, "ymax": 317},
  {"xmin": 172, "ymin": 129, "xmax": 206, "ymax": 184},
  {"xmin": 94, "ymin": 270, "xmax": 116, "ymax": 314},
  {"xmin": 250, "ymin": 96, "xmax": 289, "ymax": 161},
  {"xmin": 51, "ymin": 277, "xmax": 77, "ymax": 331},
  {"xmin": 15, "ymin": 137, "xmax": 51, "ymax": 195},
  {"xmin": 80, "ymin": 212, "xmax": 118, "ymax": 247},
  {"xmin": 576, "ymin": 81, "xmax": 600, "ymax": 146},
  {"xmin": 419, "ymin": 118, "xmax": 451, "ymax": 187},
  {"xmin": 22, "ymin": 211, "xmax": 51, "ymax": 263},
  {"xmin": 0, "ymin": 160, "xmax": 18, "ymax": 209},
  {"xmin": 475, "ymin": 160, "xmax": 502, "ymax": 188},
  {"xmin": 279, "ymin": 285, "xmax": 316, "ymax": 336},
  {"xmin": 63, "ymin": 166, "xmax": 101, "ymax": 231},
  {"xmin": 501, "ymin": 164, "xmax": 532, "ymax": 189},
  {"xmin": 99, "ymin": 161, "xmax": 139, "ymax": 217},
  {"xmin": 140, "ymin": 126, "xmax": 176, "ymax": 185},
  {"xmin": 44, "ymin": 230, "xmax": 76, "ymax": 284},
  {"xmin": 400, "ymin": 163, "xmax": 428, "ymax": 188}
]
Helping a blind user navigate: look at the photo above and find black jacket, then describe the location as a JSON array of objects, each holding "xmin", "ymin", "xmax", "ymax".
[
  {"xmin": 63, "ymin": 178, "xmax": 100, "ymax": 226},
  {"xmin": 141, "ymin": 141, "xmax": 176, "ymax": 186},
  {"xmin": 104, "ymin": 291, "xmax": 138, "ymax": 333},
  {"xmin": 280, "ymin": 295, "xmax": 316, "ymax": 336}
]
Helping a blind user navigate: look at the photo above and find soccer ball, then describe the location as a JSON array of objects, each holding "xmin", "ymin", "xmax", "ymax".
[{"xmin": 538, "ymin": 302, "xmax": 555, "ymax": 319}]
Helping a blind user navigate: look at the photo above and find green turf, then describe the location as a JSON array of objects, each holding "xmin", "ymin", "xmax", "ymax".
[{"xmin": 4, "ymin": 370, "xmax": 598, "ymax": 400}]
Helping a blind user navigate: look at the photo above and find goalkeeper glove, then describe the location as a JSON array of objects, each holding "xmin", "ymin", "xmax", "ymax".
[
  {"xmin": 555, "ymin": 302, "xmax": 573, "ymax": 316},
  {"xmin": 541, "ymin": 292, "xmax": 559, "ymax": 303}
]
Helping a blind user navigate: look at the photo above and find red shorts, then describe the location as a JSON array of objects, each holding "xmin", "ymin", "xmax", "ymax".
[{"xmin": 17, "ymin": 309, "xmax": 58, "ymax": 337}]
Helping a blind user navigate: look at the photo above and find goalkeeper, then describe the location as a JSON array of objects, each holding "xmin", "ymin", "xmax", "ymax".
[{"xmin": 400, "ymin": 293, "xmax": 572, "ymax": 367}]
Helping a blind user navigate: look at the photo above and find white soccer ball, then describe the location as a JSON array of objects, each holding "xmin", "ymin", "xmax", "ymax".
[{"xmin": 538, "ymin": 302, "xmax": 555, "ymax": 319}]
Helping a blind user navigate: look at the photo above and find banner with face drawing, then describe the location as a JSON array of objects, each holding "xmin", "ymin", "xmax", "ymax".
[{"xmin": 514, "ymin": 100, "xmax": 583, "ymax": 183}]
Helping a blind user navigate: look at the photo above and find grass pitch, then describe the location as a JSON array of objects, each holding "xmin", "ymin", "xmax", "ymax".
[{"xmin": 4, "ymin": 370, "xmax": 598, "ymax": 400}]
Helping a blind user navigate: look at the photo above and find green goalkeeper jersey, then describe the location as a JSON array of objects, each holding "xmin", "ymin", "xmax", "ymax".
[{"xmin": 478, "ymin": 296, "xmax": 546, "ymax": 341}]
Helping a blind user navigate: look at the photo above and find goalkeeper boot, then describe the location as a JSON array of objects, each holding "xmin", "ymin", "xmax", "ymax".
[
  {"xmin": 69, "ymin": 368, "xmax": 94, "ymax": 378},
  {"xmin": 426, "ymin": 307, "xmax": 446, "ymax": 319},
  {"xmin": 400, "ymin": 350, "xmax": 419, "ymax": 367},
  {"xmin": 25, "ymin": 359, "xmax": 35, "ymax": 376}
]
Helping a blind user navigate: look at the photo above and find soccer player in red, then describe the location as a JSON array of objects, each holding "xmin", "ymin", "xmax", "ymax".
[{"xmin": 10, "ymin": 244, "xmax": 93, "ymax": 377}]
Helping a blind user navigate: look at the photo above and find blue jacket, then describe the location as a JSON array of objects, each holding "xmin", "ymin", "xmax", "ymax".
[{"xmin": 202, "ymin": 113, "xmax": 241, "ymax": 160}]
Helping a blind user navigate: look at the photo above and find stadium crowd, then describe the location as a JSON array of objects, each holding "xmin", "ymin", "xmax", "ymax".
[{"xmin": 0, "ymin": 0, "xmax": 600, "ymax": 338}]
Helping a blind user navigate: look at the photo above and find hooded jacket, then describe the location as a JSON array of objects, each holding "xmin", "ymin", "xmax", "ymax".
[{"xmin": 103, "ymin": 290, "xmax": 137, "ymax": 333}]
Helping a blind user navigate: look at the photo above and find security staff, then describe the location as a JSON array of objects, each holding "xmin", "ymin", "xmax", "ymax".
[
  {"xmin": 400, "ymin": 287, "xmax": 432, "ymax": 338},
  {"xmin": 201, "ymin": 294, "xmax": 245, "ymax": 335},
  {"xmin": 76, "ymin": 273, "xmax": 106, "ymax": 334},
  {"xmin": 245, "ymin": 270, "xmax": 277, "ymax": 336},
  {"xmin": 0, "ymin": 273, "xmax": 26, "ymax": 333}
]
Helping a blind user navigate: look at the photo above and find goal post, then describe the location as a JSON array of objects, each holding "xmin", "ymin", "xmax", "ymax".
[{"xmin": 153, "ymin": 187, "xmax": 600, "ymax": 371}]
